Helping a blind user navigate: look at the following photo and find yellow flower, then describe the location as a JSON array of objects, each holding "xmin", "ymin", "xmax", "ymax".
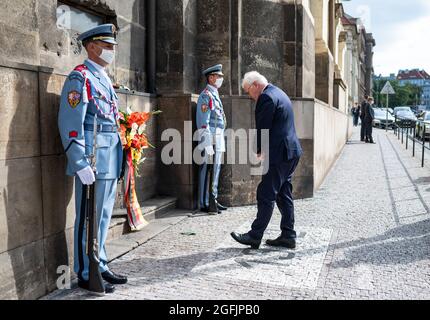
[
  {"xmin": 126, "ymin": 133, "xmax": 132, "ymax": 148},
  {"xmin": 132, "ymin": 149, "xmax": 142, "ymax": 164}
]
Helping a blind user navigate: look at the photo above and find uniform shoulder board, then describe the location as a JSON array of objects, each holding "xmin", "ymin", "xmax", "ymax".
[
  {"xmin": 68, "ymin": 69, "xmax": 85, "ymax": 82},
  {"xmin": 68, "ymin": 73, "xmax": 84, "ymax": 82},
  {"xmin": 68, "ymin": 65, "xmax": 88, "ymax": 80},
  {"xmin": 68, "ymin": 65, "xmax": 92, "ymax": 102},
  {"xmin": 74, "ymin": 64, "xmax": 88, "ymax": 73}
]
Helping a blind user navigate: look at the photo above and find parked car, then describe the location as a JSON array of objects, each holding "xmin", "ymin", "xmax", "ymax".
[
  {"xmin": 373, "ymin": 108, "xmax": 395, "ymax": 129},
  {"xmin": 395, "ymin": 110, "xmax": 417, "ymax": 128},
  {"xmin": 414, "ymin": 106, "xmax": 430, "ymax": 118},
  {"xmin": 415, "ymin": 112, "xmax": 430, "ymax": 140},
  {"xmin": 376, "ymin": 107, "xmax": 393, "ymax": 114},
  {"xmin": 393, "ymin": 106, "xmax": 413, "ymax": 117},
  {"xmin": 413, "ymin": 105, "xmax": 430, "ymax": 116}
]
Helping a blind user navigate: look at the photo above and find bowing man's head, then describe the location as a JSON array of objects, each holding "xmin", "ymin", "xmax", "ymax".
[{"xmin": 242, "ymin": 71, "xmax": 269, "ymax": 101}]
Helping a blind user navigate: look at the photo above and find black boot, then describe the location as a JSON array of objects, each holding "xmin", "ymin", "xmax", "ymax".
[
  {"xmin": 102, "ymin": 270, "xmax": 128, "ymax": 285},
  {"xmin": 208, "ymin": 195, "xmax": 220, "ymax": 214},
  {"xmin": 78, "ymin": 279, "xmax": 115, "ymax": 295},
  {"xmin": 200, "ymin": 206, "xmax": 210, "ymax": 213},
  {"xmin": 216, "ymin": 201, "xmax": 228, "ymax": 211}
]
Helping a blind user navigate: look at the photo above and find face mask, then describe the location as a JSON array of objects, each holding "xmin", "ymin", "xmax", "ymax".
[
  {"xmin": 96, "ymin": 45, "xmax": 115, "ymax": 64},
  {"xmin": 215, "ymin": 78, "xmax": 224, "ymax": 88}
]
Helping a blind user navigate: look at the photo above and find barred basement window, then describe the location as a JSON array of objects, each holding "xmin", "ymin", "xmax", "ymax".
[{"xmin": 56, "ymin": 1, "xmax": 106, "ymax": 33}]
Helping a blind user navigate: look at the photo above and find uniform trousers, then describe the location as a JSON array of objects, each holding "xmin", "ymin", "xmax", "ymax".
[{"xmin": 198, "ymin": 150, "xmax": 223, "ymax": 208}]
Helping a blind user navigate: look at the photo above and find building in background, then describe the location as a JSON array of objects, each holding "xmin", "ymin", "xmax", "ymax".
[
  {"xmin": 365, "ymin": 32, "xmax": 376, "ymax": 97},
  {"xmin": 397, "ymin": 69, "xmax": 430, "ymax": 87},
  {"xmin": 375, "ymin": 73, "xmax": 396, "ymax": 82},
  {"xmin": 396, "ymin": 69, "xmax": 430, "ymax": 106},
  {"xmin": 341, "ymin": 12, "xmax": 375, "ymax": 107},
  {"xmin": 342, "ymin": 13, "xmax": 360, "ymax": 108},
  {"xmin": 421, "ymin": 80, "xmax": 430, "ymax": 107},
  {"xmin": 0, "ymin": 0, "xmax": 374, "ymax": 299}
]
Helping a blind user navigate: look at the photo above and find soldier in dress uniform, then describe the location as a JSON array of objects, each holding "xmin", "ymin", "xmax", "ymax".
[
  {"xmin": 196, "ymin": 64, "xmax": 229, "ymax": 214},
  {"xmin": 58, "ymin": 24, "xmax": 127, "ymax": 294}
]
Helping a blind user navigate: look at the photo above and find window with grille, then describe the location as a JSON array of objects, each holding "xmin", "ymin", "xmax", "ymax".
[{"xmin": 56, "ymin": 1, "xmax": 106, "ymax": 33}]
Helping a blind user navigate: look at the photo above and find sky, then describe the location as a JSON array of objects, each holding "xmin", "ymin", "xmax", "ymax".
[{"xmin": 342, "ymin": 0, "xmax": 430, "ymax": 76}]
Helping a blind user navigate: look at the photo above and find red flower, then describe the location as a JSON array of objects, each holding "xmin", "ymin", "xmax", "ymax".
[
  {"xmin": 131, "ymin": 136, "xmax": 141, "ymax": 149},
  {"xmin": 127, "ymin": 112, "xmax": 151, "ymax": 127},
  {"xmin": 139, "ymin": 135, "xmax": 149, "ymax": 148}
]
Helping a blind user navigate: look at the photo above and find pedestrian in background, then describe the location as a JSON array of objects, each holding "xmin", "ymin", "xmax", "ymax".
[
  {"xmin": 360, "ymin": 95, "xmax": 369, "ymax": 141},
  {"xmin": 352, "ymin": 102, "xmax": 360, "ymax": 127},
  {"xmin": 364, "ymin": 97, "xmax": 376, "ymax": 144}
]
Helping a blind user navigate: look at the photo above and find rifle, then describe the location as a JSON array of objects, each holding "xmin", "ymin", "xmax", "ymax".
[{"xmin": 84, "ymin": 114, "xmax": 105, "ymax": 295}]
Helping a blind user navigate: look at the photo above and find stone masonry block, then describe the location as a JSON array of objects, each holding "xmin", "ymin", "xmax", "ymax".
[
  {"xmin": 0, "ymin": 157, "xmax": 44, "ymax": 254},
  {"xmin": 0, "ymin": 67, "xmax": 40, "ymax": 160}
]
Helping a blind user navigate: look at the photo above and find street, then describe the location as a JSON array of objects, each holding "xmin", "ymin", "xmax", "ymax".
[{"xmin": 45, "ymin": 127, "xmax": 430, "ymax": 300}]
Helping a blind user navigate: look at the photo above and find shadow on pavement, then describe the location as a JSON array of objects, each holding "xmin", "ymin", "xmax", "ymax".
[{"xmin": 329, "ymin": 219, "xmax": 430, "ymax": 269}]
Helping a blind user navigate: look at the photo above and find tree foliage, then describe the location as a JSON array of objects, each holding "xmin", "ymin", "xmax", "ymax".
[{"xmin": 373, "ymin": 79, "xmax": 423, "ymax": 108}]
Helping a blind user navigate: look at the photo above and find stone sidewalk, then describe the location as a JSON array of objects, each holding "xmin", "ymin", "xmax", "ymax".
[{"xmin": 45, "ymin": 127, "xmax": 430, "ymax": 300}]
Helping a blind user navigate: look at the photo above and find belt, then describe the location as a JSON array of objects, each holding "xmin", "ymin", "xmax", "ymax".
[
  {"xmin": 208, "ymin": 122, "xmax": 225, "ymax": 130},
  {"xmin": 84, "ymin": 124, "xmax": 118, "ymax": 133}
]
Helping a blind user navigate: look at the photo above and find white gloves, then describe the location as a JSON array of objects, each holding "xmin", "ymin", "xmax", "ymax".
[
  {"xmin": 198, "ymin": 129, "xmax": 213, "ymax": 152},
  {"xmin": 205, "ymin": 145, "xmax": 215, "ymax": 156},
  {"xmin": 77, "ymin": 166, "xmax": 96, "ymax": 185}
]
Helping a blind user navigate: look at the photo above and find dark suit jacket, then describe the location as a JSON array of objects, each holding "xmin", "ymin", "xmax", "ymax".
[
  {"xmin": 363, "ymin": 103, "xmax": 375, "ymax": 122},
  {"xmin": 360, "ymin": 101, "xmax": 367, "ymax": 120},
  {"xmin": 256, "ymin": 84, "xmax": 303, "ymax": 165},
  {"xmin": 352, "ymin": 107, "xmax": 359, "ymax": 117}
]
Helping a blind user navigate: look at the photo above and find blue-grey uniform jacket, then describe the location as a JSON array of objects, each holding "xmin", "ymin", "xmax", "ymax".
[
  {"xmin": 58, "ymin": 60, "xmax": 122, "ymax": 180},
  {"xmin": 196, "ymin": 85, "xmax": 226, "ymax": 151}
]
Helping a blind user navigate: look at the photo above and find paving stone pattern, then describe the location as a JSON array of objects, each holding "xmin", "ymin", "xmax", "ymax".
[{"xmin": 45, "ymin": 128, "xmax": 430, "ymax": 300}]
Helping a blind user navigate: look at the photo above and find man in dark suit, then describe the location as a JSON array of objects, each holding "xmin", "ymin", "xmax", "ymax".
[
  {"xmin": 231, "ymin": 71, "xmax": 303, "ymax": 249},
  {"xmin": 363, "ymin": 97, "xmax": 375, "ymax": 143},
  {"xmin": 360, "ymin": 95, "xmax": 368, "ymax": 141}
]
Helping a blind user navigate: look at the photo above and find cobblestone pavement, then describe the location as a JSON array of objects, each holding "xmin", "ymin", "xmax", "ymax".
[{"xmin": 46, "ymin": 127, "xmax": 430, "ymax": 300}]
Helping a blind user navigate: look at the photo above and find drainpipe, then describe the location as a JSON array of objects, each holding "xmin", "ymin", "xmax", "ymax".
[
  {"xmin": 294, "ymin": 0, "xmax": 298, "ymax": 98},
  {"xmin": 146, "ymin": 0, "xmax": 156, "ymax": 94}
]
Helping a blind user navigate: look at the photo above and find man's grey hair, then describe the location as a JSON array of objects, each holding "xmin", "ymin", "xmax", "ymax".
[{"xmin": 242, "ymin": 71, "xmax": 268, "ymax": 88}]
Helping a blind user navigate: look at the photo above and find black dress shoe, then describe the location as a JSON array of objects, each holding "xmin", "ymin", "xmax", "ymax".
[
  {"xmin": 201, "ymin": 206, "xmax": 219, "ymax": 214},
  {"xmin": 78, "ymin": 279, "xmax": 115, "ymax": 295},
  {"xmin": 102, "ymin": 270, "xmax": 128, "ymax": 285},
  {"xmin": 208, "ymin": 196, "xmax": 222, "ymax": 214},
  {"xmin": 266, "ymin": 236, "xmax": 296, "ymax": 249},
  {"xmin": 230, "ymin": 232, "xmax": 261, "ymax": 249}
]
